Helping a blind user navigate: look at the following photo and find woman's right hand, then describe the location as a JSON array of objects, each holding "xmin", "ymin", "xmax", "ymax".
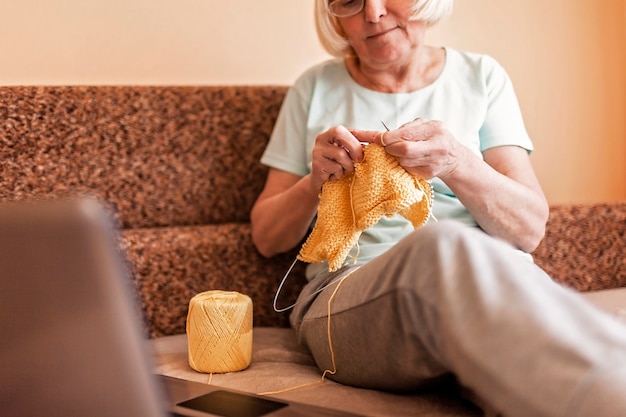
[
  {"xmin": 251, "ymin": 126, "xmax": 365, "ymax": 257},
  {"xmin": 310, "ymin": 125, "xmax": 365, "ymax": 194}
]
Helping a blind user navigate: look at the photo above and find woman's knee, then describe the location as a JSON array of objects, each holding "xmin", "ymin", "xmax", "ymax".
[{"xmin": 404, "ymin": 221, "xmax": 485, "ymax": 254}]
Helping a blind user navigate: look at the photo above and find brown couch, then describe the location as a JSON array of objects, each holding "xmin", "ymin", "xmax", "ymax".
[{"xmin": 1, "ymin": 86, "xmax": 625, "ymax": 416}]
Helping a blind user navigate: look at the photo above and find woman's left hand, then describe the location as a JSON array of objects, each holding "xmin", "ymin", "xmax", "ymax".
[
  {"xmin": 352, "ymin": 117, "xmax": 549, "ymax": 252},
  {"xmin": 352, "ymin": 118, "xmax": 463, "ymax": 180}
]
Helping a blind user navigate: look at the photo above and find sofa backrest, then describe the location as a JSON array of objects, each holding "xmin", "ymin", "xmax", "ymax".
[
  {"xmin": 0, "ymin": 86, "xmax": 288, "ymax": 229},
  {"xmin": 1, "ymin": 85, "xmax": 624, "ymax": 325}
]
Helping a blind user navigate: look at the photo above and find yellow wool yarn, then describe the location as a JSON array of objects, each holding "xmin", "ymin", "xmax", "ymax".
[
  {"xmin": 186, "ymin": 290, "xmax": 253, "ymax": 374},
  {"xmin": 298, "ymin": 144, "xmax": 433, "ymax": 271}
]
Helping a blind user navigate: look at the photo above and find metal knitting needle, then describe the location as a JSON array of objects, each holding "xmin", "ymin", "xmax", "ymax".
[
  {"xmin": 378, "ymin": 121, "xmax": 391, "ymax": 147},
  {"xmin": 356, "ymin": 122, "xmax": 390, "ymax": 146}
]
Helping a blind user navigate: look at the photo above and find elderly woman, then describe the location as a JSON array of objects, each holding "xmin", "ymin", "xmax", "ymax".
[{"xmin": 251, "ymin": 1, "xmax": 626, "ymax": 416}]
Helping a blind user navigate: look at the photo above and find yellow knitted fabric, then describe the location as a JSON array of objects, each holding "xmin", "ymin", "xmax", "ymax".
[{"xmin": 298, "ymin": 144, "xmax": 433, "ymax": 271}]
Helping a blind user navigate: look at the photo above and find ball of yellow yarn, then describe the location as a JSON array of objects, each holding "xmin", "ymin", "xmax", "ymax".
[{"xmin": 186, "ymin": 290, "xmax": 253, "ymax": 373}]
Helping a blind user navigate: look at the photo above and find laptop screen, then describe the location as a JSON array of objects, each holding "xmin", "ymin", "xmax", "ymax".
[{"xmin": 0, "ymin": 198, "xmax": 167, "ymax": 417}]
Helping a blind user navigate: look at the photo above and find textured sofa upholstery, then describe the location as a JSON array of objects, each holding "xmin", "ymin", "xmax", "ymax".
[
  {"xmin": 0, "ymin": 86, "xmax": 307, "ymax": 337},
  {"xmin": 1, "ymin": 86, "xmax": 625, "ymax": 416}
]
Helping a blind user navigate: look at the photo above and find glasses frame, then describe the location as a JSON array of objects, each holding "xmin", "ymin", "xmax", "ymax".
[{"xmin": 328, "ymin": 0, "xmax": 366, "ymax": 18}]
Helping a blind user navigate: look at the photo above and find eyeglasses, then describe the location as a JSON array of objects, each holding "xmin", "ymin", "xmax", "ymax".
[{"xmin": 328, "ymin": 0, "xmax": 365, "ymax": 18}]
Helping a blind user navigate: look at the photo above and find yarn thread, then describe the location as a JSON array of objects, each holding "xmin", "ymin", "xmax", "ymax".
[
  {"xmin": 264, "ymin": 143, "xmax": 434, "ymax": 395},
  {"xmin": 186, "ymin": 290, "xmax": 253, "ymax": 374},
  {"xmin": 298, "ymin": 144, "xmax": 433, "ymax": 271},
  {"xmin": 274, "ymin": 143, "xmax": 434, "ymax": 312},
  {"xmin": 259, "ymin": 268, "xmax": 357, "ymax": 396},
  {"xmin": 260, "ymin": 170, "xmax": 363, "ymax": 395}
]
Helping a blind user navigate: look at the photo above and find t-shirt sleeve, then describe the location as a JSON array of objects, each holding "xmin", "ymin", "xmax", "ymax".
[
  {"xmin": 479, "ymin": 57, "xmax": 534, "ymax": 153},
  {"xmin": 260, "ymin": 78, "xmax": 312, "ymax": 177}
]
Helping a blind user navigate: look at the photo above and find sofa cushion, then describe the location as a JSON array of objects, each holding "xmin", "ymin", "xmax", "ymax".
[
  {"xmin": 151, "ymin": 328, "xmax": 482, "ymax": 417},
  {"xmin": 120, "ymin": 223, "xmax": 307, "ymax": 337},
  {"xmin": 0, "ymin": 86, "xmax": 288, "ymax": 229}
]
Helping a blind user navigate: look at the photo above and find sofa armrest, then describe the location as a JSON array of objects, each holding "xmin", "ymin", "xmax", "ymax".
[{"xmin": 533, "ymin": 202, "xmax": 626, "ymax": 291}]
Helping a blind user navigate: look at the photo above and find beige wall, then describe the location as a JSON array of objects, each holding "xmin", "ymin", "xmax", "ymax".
[{"xmin": 2, "ymin": 0, "xmax": 625, "ymax": 204}]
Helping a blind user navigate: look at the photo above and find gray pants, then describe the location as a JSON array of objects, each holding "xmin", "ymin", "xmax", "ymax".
[{"xmin": 290, "ymin": 221, "xmax": 626, "ymax": 417}]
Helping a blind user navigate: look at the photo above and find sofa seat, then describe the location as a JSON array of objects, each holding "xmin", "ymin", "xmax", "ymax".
[
  {"xmin": 151, "ymin": 328, "xmax": 482, "ymax": 417},
  {"xmin": 151, "ymin": 288, "xmax": 626, "ymax": 417}
]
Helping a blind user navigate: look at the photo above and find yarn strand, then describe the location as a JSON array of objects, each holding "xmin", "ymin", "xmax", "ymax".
[
  {"xmin": 265, "ymin": 144, "xmax": 433, "ymax": 396},
  {"xmin": 258, "ymin": 269, "xmax": 356, "ymax": 396}
]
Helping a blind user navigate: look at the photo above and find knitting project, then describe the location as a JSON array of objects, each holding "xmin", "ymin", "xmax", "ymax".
[{"xmin": 298, "ymin": 144, "xmax": 433, "ymax": 271}]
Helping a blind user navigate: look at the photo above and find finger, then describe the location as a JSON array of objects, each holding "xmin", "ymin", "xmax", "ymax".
[
  {"xmin": 321, "ymin": 146, "xmax": 354, "ymax": 178},
  {"xmin": 350, "ymin": 129, "xmax": 394, "ymax": 147},
  {"xmin": 399, "ymin": 117, "xmax": 428, "ymax": 129},
  {"xmin": 397, "ymin": 118, "xmax": 439, "ymax": 142},
  {"xmin": 321, "ymin": 167, "xmax": 341, "ymax": 182},
  {"xmin": 323, "ymin": 126, "xmax": 365, "ymax": 164}
]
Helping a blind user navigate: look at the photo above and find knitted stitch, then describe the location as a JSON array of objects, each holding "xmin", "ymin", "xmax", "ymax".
[{"xmin": 298, "ymin": 144, "xmax": 433, "ymax": 271}]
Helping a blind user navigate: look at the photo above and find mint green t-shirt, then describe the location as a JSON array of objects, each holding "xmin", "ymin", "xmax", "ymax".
[{"xmin": 261, "ymin": 48, "xmax": 533, "ymax": 280}]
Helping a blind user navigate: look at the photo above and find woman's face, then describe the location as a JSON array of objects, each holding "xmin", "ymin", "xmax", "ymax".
[{"xmin": 337, "ymin": 0, "xmax": 427, "ymax": 67}]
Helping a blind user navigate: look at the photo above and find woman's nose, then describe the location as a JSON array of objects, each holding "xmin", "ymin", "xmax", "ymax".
[{"xmin": 363, "ymin": 0, "xmax": 387, "ymax": 22}]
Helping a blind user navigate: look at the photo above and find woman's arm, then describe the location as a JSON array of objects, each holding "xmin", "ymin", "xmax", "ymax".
[
  {"xmin": 443, "ymin": 144, "xmax": 549, "ymax": 252},
  {"xmin": 251, "ymin": 169, "xmax": 319, "ymax": 258},
  {"xmin": 251, "ymin": 126, "xmax": 365, "ymax": 258}
]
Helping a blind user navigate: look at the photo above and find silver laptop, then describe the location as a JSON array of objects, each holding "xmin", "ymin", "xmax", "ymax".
[{"xmin": 0, "ymin": 198, "xmax": 362, "ymax": 417}]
